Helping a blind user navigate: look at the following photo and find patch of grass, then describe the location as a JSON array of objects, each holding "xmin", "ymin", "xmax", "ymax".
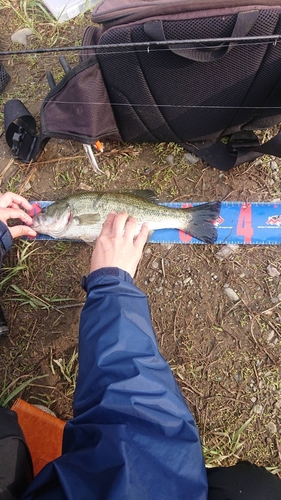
[
  {"xmin": 154, "ymin": 142, "xmax": 185, "ymax": 160},
  {"xmin": 0, "ymin": 371, "xmax": 47, "ymax": 407},
  {"xmin": 0, "ymin": 241, "xmax": 37, "ymax": 291},
  {"xmin": 50, "ymin": 347, "xmax": 78, "ymax": 395},
  {"xmin": 6, "ymin": 173, "xmax": 22, "ymax": 193},
  {"xmin": 1, "ymin": 0, "xmax": 92, "ymax": 48},
  {"xmin": 55, "ymin": 170, "xmax": 75, "ymax": 189},
  {"xmin": 1, "ymin": 0, "xmax": 66, "ymax": 44},
  {"xmin": 203, "ymin": 415, "xmax": 255, "ymax": 467},
  {"xmin": 29, "ymin": 392, "xmax": 56, "ymax": 407},
  {"xmin": 8, "ymin": 284, "xmax": 75, "ymax": 310}
]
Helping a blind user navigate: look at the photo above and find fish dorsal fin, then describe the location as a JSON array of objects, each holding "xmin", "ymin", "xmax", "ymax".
[
  {"xmin": 127, "ymin": 189, "xmax": 159, "ymax": 204},
  {"xmin": 73, "ymin": 213, "xmax": 101, "ymax": 225}
]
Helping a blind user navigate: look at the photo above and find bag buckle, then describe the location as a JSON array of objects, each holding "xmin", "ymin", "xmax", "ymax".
[
  {"xmin": 227, "ymin": 131, "xmax": 260, "ymax": 153},
  {"xmin": 11, "ymin": 126, "xmax": 38, "ymax": 163}
]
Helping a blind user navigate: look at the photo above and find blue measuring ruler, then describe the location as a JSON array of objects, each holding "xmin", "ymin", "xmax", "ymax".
[{"xmin": 31, "ymin": 201, "xmax": 281, "ymax": 245}]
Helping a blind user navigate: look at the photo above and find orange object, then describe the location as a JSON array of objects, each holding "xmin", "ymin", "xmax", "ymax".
[
  {"xmin": 11, "ymin": 399, "xmax": 66, "ymax": 476},
  {"xmin": 94, "ymin": 140, "xmax": 104, "ymax": 152}
]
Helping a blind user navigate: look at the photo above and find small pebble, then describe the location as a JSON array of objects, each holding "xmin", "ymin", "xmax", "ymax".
[
  {"xmin": 183, "ymin": 152, "xmax": 199, "ymax": 165},
  {"xmin": 267, "ymin": 422, "xmax": 277, "ymax": 435},
  {"xmin": 234, "ymin": 371, "xmax": 243, "ymax": 383},
  {"xmin": 253, "ymin": 404, "xmax": 263, "ymax": 414},
  {"xmin": 266, "ymin": 264, "xmax": 280, "ymax": 277},
  {"xmin": 267, "ymin": 330, "xmax": 275, "ymax": 342},
  {"xmin": 215, "ymin": 245, "xmax": 239, "ymax": 261},
  {"xmin": 165, "ymin": 155, "xmax": 174, "ymax": 166},
  {"xmin": 11, "ymin": 28, "xmax": 33, "ymax": 45},
  {"xmin": 224, "ymin": 287, "xmax": 240, "ymax": 302},
  {"xmin": 21, "ymin": 181, "xmax": 32, "ymax": 192},
  {"xmin": 251, "ymin": 396, "xmax": 257, "ymax": 403},
  {"xmin": 151, "ymin": 261, "xmax": 159, "ymax": 269},
  {"xmin": 270, "ymin": 160, "xmax": 278, "ymax": 171},
  {"xmin": 34, "ymin": 405, "xmax": 56, "ymax": 417}
]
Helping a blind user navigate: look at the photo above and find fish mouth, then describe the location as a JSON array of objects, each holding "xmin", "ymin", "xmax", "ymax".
[{"xmin": 32, "ymin": 208, "xmax": 73, "ymax": 237}]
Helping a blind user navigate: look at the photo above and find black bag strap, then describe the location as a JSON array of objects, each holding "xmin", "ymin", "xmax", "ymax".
[
  {"xmin": 183, "ymin": 129, "xmax": 281, "ymax": 171},
  {"xmin": 144, "ymin": 10, "xmax": 259, "ymax": 62},
  {"xmin": 4, "ymin": 99, "xmax": 49, "ymax": 163}
]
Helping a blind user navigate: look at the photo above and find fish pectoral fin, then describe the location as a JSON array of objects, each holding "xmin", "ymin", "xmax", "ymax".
[
  {"xmin": 79, "ymin": 235, "xmax": 96, "ymax": 246},
  {"xmin": 73, "ymin": 213, "xmax": 101, "ymax": 225}
]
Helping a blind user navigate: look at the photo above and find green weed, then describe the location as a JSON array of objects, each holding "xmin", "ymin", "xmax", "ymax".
[
  {"xmin": 0, "ymin": 241, "xmax": 38, "ymax": 291},
  {"xmin": 203, "ymin": 415, "xmax": 255, "ymax": 467},
  {"xmin": 8, "ymin": 285, "xmax": 73, "ymax": 310},
  {"xmin": 50, "ymin": 347, "xmax": 78, "ymax": 395},
  {"xmin": 0, "ymin": 371, "xmax": 47, "ymax": 407},
  {"xmin": 6, "ymin": 173, "xmax": 22, "ymax": 193},
  {"xmin": 154, "ymin": 142, "xmax": 184, "ymax": 159},
  {"xmin": 55, "ymin": 170, "xmax": 75, "ymax": 189}
]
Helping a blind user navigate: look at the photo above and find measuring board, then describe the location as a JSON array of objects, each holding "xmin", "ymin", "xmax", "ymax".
[{"xmin": 30, "ymin": 201, "xmax": 281, "ymax": 245}]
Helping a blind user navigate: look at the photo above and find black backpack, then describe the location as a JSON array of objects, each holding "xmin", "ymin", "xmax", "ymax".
[{"xmin": 5, "ymin": 0, "xmax": 281, "ymax": 170}]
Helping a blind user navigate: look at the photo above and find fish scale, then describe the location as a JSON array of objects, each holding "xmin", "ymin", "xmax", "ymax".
[{"xmin": 29, "ymin": 201, "xmax": 281, "ymax": 244}]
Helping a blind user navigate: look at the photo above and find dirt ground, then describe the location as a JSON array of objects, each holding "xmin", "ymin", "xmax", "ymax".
[{"xmin": 0, "ymin": 3, "xmax": 281, "ymax": 473}]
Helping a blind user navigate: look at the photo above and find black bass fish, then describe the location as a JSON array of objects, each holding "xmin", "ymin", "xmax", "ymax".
[{"xmin": 31, "ymin": 191, "xmax": 221, "ymax": 244}]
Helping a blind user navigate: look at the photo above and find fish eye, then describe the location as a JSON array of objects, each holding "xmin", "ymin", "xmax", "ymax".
[{"xmin": 41, "ymin": 207, "xmax": 47, "ymax": 214}]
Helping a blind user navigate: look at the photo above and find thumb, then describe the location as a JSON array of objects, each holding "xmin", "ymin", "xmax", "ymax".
[{"xmin": 9, "ymin": 226, "xmax": 37, "ymax": 239}]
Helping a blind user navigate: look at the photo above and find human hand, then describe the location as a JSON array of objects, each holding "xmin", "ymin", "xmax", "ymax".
[
  {"xmin": 0, "ymin": 192, "xmax": 37, "ymax": 239},
  {"xmin": 90, "ymin": 212, "xmax": 149, "ymax": 278}
]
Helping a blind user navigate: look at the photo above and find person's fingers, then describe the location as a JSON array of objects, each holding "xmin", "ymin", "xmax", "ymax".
[
  {"xmin": 9, "ymin": 226, "xmax": 37, "ymax": 239},
  {"xmin": 134, "ymin": 223, "xmax": 149, "ymax": 249},
  {"xmin": 0, "ymin": 192, "xmax": 33, "ymax": 210},
  {"xmin": 124, "ymin": 216, "xmax": 137, "ymax": 239},
  {"xmin": 112, "ymin": 212, "xmax": 128, "ymax": 236},
  {"xmin": 100, "ymin": 212, "xmax": 117, "ymax": 236},
  {"xmin": 0, "ymin": 207, "xmax": 33, "ymax": 225}
]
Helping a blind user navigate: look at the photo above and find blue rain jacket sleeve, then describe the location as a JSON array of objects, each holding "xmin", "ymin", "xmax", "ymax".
[
  {"xmin": 0, "ymin": 220, "xmax": 13, "ymax": 269},
  {"xmin": 22, "ymin": 268, "xmax": 208, "ymax": 500}
]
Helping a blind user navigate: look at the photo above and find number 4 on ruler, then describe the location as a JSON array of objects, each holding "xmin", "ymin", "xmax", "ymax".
[{"xmin": 237, "ymin": 203, "xmax": 254, "ymax": 243}]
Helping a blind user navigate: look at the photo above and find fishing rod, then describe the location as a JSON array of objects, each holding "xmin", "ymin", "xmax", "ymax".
[{"xmin": 0, "ymin": 33, "xmax": 281, "ymax": 56}]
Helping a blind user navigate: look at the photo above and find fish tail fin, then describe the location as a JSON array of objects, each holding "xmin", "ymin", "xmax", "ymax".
[{"xmin": 183, "ymin": 201, "xmax": 221, "ymax": 243}]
